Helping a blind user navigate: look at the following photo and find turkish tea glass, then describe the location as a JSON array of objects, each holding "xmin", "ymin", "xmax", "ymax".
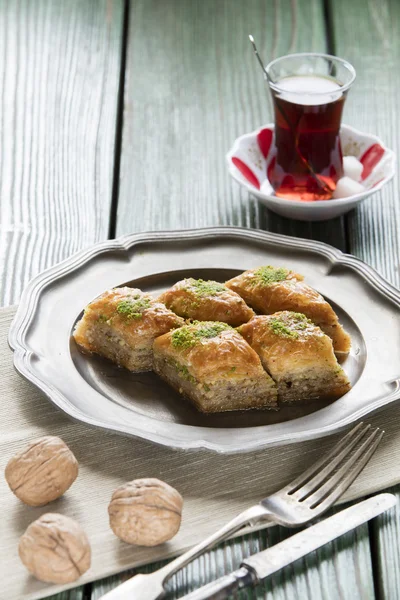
[{"xmin": 265, "ymin": 53, "xmax": 356, "ymax": 201}]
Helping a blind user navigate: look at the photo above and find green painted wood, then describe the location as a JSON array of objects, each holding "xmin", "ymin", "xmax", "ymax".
[
  {"xmin": 170, "ymin": 521, "xmax": 374, "ymax": 599},
  {"xmin": 92, "ymin": 0, "xmax": 375, "ymax": 598},
  {"xmin": 332, "ymin": 1, "xmax": 400, "ymax": 596},
  {"xmin": 331, "ymin": 0, "xmax": 400, "ymax": 286},
  {"xmin": 369, "ymin": 486, "xmax": 400, "ymax": 599},
  {"xmin": 0, "ymin": 0, "xmax": 124, "ymax": 306},
  {"xmin": 46, "ymin": 591, "xmax": 85, "ymax": 600},
  {"xmin": 115, "ymin": 0, "xmax": 346, "ymax": 251},
  {"xmin": 90, "ymin": 510, "xmax": 375, "ymax": 599},
  {"xmin": 4, "ymin": 0, "xmax": 396, "ymax": 598}
]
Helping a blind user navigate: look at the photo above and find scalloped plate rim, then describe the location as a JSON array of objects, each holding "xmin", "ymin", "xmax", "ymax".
[{"xmin": 8, "ymin": 227, "xmax": 400, "ymax": 453}]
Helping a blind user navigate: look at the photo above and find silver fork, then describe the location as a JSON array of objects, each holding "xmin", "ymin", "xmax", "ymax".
[{"xmin": 100, "ymin": 422, "xmax": 383, "ymax": 600}]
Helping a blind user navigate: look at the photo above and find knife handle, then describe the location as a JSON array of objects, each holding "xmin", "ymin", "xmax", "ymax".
[{"xmin": 179, "ymin": 566, "xmax": 257, "ymax": 600}]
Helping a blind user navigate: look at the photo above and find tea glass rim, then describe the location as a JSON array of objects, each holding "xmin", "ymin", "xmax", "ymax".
[{"xmin": 265, "ymin": 52, "xmax": 356, "ymax": 95}]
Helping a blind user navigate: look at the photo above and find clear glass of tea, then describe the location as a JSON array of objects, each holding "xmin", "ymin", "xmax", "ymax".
[{"xmin": 265, "ymin": 53, "xmax": 356, "ymax": 201}]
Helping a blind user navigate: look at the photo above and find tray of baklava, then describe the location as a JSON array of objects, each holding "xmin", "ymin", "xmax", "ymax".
[{"xmin": 9, "ymin": 228, "xmax": 400, "ymax": 453}]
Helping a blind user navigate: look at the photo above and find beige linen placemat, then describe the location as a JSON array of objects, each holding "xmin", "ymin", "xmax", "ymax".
[{"xmin": 1, "ymin": 306, "xmax": 400, "ymax": 600}]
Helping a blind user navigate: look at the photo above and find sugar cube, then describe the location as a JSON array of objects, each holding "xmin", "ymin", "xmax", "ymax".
[
  {"xmin": 343, "ymin": 156, "xmax": 363, "ymax": 182},
  {"xmin": 332, "ymin": 177, "xmax": 365, "ymax": 199}
]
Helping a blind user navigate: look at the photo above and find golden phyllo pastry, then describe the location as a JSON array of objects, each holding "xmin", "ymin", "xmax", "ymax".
[
  {"xmin": 153, "ymin": 321, "xmax": 277, "ymax": 413},
  {"xmin": 238, "ymin": 312, "xmax": 351, "ymax": 404},
  {"xmin": 226, "ymin": 266, "xmax": 351, "ymax": 356},
  {"xmin": 158, "ymin": 278, "xmax": 255, "ymax": 326},
  {"xmin": 73, "ymin": 287, "xmax": 184, "ymax": 372}
]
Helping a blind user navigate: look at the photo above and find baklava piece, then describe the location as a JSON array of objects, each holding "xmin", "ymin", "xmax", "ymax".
[
  {"xmin": 238, "ymin": 312, "xmax": 351, "ymax": 404},
  {"xmin": 226, "ymin": 266, "xmax": 351, "ymax": 356},
  {"xmin": 158, "ymin": 278, "xmax": 255, "ymax": 326},
  {"xmin": 153, "ymin": 321, "xmax": 277, "ymax": 413},
  {"xmin": 73, "ymin": 287, "xmax": 184, "ymax": 372}
]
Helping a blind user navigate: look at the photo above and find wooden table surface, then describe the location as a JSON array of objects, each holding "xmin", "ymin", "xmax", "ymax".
[{"xmin": 1, "ymin": 0, "xmax": 399, "ymax": 598}]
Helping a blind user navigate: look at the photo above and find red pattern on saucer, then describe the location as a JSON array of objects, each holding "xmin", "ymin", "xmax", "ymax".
[
  {"xmin": 231, "ymin": 157, "xmax": 260, "ymax": 189},
  {"xmin": 360, "ymin": 143, "xmax": 385, "ymax": 180},
  {"xmin": 257, "ymin": 128, "xmax": 273, "ymax": 158},
  {"xmin": 230, "ymin": 126, "xmax": 392, "ymax": 193}
]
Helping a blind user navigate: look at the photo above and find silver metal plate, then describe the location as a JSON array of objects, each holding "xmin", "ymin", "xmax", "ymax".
[{"xmin": 8, "ymin": 227, "xmax": 400, "ymax": 453}]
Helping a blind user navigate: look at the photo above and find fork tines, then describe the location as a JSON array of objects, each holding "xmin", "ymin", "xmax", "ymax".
[{"xmin": 287, "ymin": 423, "xmax": 384, "ymax": 511}]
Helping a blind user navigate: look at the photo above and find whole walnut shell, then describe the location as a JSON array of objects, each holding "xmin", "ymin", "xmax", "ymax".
[
  {"xmin": 19, "ymin": 513, "xmax": 91, "ymax": 583},
  {"xmin": 5, "ymin": 436, "xmax": 78, "ymax": 506},
  {"xmin": 108, "ymin": 478, "xmax": 183, "ymax": 546}
]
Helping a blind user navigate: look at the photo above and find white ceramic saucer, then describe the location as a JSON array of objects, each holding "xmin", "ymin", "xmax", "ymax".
[{"xmin": 226, "ymin": 124, "xmax": 395, "ymax": 221}]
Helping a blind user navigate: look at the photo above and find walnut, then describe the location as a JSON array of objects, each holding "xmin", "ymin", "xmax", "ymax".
[
  {"xmin": 108, "ymin": 478, "xmax": 183, "ymax": 546},
  {"xmin": 5, "ymin": 436, "xmax": 78, "ymax": 506},
  {"xmin": 19, "ymin": 513, "xmax": 91, "ymax": 583}
]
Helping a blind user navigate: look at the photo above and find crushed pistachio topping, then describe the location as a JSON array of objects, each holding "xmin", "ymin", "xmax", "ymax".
[
  {"xmin": 291, "ymin": 312, "xmax": 312, "ymax": 325},
  {"xmin": 97, "ymin": 314, "xmax": 109, "ymax": 323},
  {"xmin": 116, "ymin": 296, "xmax": 152, "ymax": 320},
  {"xmin": 177, "ymin": 296, "xmax": 200, "ymax": 316},
  {"xmin": 268, "ymin": 312, "xmax": 312, "ymax": 339},
  {"xmin": 185, "ymin": 278, "xmax": 226, "ymax": 297},
  {"xmin": 269, "ymin": 319, "xmax": 299, "ymax": 338},
  {"xmin": 171, "ymin": 321, "xmax": 232, "ymax": 349},
  {"xmin": 171, "ymin": 328, "xmax": 197, "ymax": 349},
  {"xmin": 252, "ymin": 266, "xmax": 289, "ymax": 286}
]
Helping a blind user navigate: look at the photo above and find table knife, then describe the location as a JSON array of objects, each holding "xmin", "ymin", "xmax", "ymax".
[{"xmin": 179, "ymin": 493, "xmax": 396, "ymax": 600}]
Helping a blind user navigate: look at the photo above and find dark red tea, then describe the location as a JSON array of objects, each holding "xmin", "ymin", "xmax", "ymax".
[{"xmin": 270, "ymin": 75, "xmax": 346, "ymax": 201}]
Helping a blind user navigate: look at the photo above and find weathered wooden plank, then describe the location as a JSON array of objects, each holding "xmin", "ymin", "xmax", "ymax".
[
  {"xmin": 331, "ymin": 1, "xmax": 400, "ymax": 596},
  {"xmin": 46, "ymin": 591, "xmax": 85, "ymax": 600},
  {"xmin": 369, "ymin": 486, "xmax": 400, "ymax": 599},
  {"xmin": 178, "ymin": 523, "xmax": 374, "ymax": 599},
  {"xmin": 331, "ymin": 0, "xmax": 400, "ymax": 286},
  {"xmin": 90, "ymin": 514, "xmax": 375, "ymax": 599},
  {"xmin": 93, "ymin": 1, "xmax": 371, "ymax": 599},
  {"xmin": 0, "ymin": 0, "xmax": 124, "ymax": 306},
  {"xmin": 116, "ymin": 0, "xmax": 346, "ymax": 250}
]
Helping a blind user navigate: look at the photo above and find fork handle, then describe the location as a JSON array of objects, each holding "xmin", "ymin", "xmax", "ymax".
[
  {"xmin": 159, "ymin": 504, "xmax": 269, "ymax": 580},
  {"xmin": 99, "ymin": 504, "xmax": 270, "ymax": 600}
]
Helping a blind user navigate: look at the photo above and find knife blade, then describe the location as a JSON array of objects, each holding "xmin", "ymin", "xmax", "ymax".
[{"xmin": 179, "ymin": 493, "xmax": 396, "ymax": 600}]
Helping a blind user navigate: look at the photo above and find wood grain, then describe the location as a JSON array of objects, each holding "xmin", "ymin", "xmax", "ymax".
[
  {"xmin": 370, "ymin": 487, "xmax": 400, "ymax": 599},
  {"xmin": 2, "ymin": 0, "xmax": 397, "ymax": 598},
  {"xmin": 116, "ymin": 0, "xmax": 346, "ymax": 250},
  {"xmin": 331, "ymin": 0, "xmax": 400, "ymax": 286},
  {"xmin": 175, "ymin": 523, "xmax": 375, "ymax": 599},
  {"xmin": 332, "ymin": 1, "xmax": 400, "ymax": 596},
  {"xmin": 90, "ymin": 518, "xmax": 375, "ymax": 599},
  {"xmin": 46, "ymin": 592, "xmax": 84, "ymax": 600},
  {"xmin": 0, "ymin": 0, "xmax": 124, "ymax": 306},
  {"xmin": 92, "ymin": 1, "xmax": 375, "ymax": 598}
]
